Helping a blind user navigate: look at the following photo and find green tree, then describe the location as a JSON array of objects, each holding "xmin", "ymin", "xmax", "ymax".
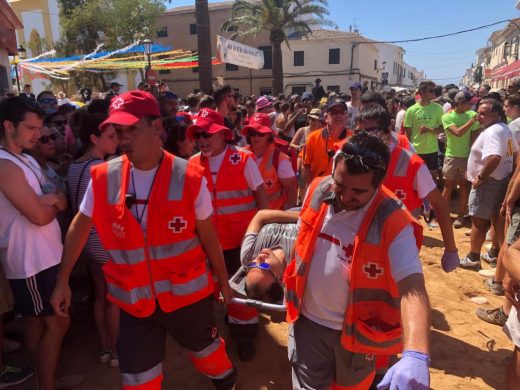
[
  {"xmin": 222, "ymin": 0, "xmax": 333, "ymax": 95},
  {"xmin": 56, "ymin": 0, "xmax": 165, "ymax": 93},
  {"xmin": 196, "ymin": 0, "xmax": 213, "ymax": 93}
]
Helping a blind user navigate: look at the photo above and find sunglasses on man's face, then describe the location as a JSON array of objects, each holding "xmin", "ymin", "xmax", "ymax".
[
  {"xmin": 193, "ymin": 132, "xmax": 213, "ymax": 140},
  {"xmin": 39, "ymin": 98, "xmax": 58, "ymax": 105},
  {"xmin": 39, "ymin": 133, "xmax": 58, "ymax": 144},
  {"xmin": 248, "ymin": 131, "xmax": 267, "ymax": 138}
]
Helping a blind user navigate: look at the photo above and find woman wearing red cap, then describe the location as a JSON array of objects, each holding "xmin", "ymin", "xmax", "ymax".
[{"xmin": 244, "ymin": 113, "xmax": 297, "ymax": 210}]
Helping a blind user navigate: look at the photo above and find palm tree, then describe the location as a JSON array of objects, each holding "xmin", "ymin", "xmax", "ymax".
[
  {"xmin": 221, "ymin": 0, "xmax": 332, "ymax": 95},
  {"xmin": 196, "ymin": 0, "xmax": 213, "ymax": 93}
]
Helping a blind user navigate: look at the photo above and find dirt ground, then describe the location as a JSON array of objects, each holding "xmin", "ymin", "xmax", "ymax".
[{"xmin": 9, "ymin": 215, "xmax": 513, "ymax": 389}]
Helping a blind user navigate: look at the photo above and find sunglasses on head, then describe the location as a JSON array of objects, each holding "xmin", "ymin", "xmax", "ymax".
[
  {"xmin": 336, "ymin": 142, "xmax": 384, "ymax": 171},
  {"xmin": 39, "ymin": 133, "xmax": 58, "ymax": 144},
  {"xmin": 193, "ymin": 132, "xmax": 213, "ymax": 140},
  {"xmin": 248, "ymin": 130, "xmax": 267, "ymax": 138}
]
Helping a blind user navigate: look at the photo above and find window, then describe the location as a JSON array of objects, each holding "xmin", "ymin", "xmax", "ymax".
[
  {"xmin": 225, "ymin": 24, "xmax": 237, "ymax": 32},
  {"xmin": 329, "ymin": 48, "xmax": 340, "ymax": 64},
  {"xmin": 156, "ymin": 26, "xmax": 168, "ymax": 38},
  {"xmin": 374, "ymin": 60, "xmax": 378, "ymax": 70},
  {"xmin": 259, "ymin": 46, "xmax": 272, "ymax": 69},
  {"xmin": 294, "ymin": 51, "xmax": 304, "ymax": 66},
  {"xmin": 226, "ymin": 63, "xmax": 239, "ymax": 71},
  {"xmin": 327, "ymin": 85, "xmax": 340, "ymax": 93},
  {"xmin": 291, "ymin": 86, "xmax": 306, "ymax": 94},
  {"xmin": 192, "ymin": 66, "xmax": 199, "ymax": 73},
  {"xmin": 260, "ymin": 87, "xmax": 272, "ymax": 96},
  {"xmin": 190, "ymin": 24, "xmax": 197, "ymax": 35},
  {"xmin": 159, "ymin": 69, "xmax": 171, "ymax": 74}
]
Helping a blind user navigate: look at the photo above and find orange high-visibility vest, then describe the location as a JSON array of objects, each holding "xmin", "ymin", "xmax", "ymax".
[
  {"xmin": 284, "ymin": 176, "xmax": 422, "ymax": 355},
  {"xmin": 396, "ymin": 133, "xmax": 411, "ymax": 151},
  {"xmin": 250, "ymin": 144, "xmax": 288, "ymax": 210},
  {"xmin": 189, "ymin": 146, "xmax": 257, "ymax": 250},
  {"xmin": 384, "ymin": 146, "xmax": 425, "ymax": 213},
  {"xmin": 91, "ymin": 152, "xmax": 214, "ymax": 318}
]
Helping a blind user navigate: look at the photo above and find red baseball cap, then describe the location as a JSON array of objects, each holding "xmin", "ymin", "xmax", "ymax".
[
  {"xmin": 99, "ymin": 91, "xmax": 161, "ymax": 131},
  {"xmin": 241, "ymin": 113, "xmax": 274, "ymax": 135},
  {"xmin": 187, "ymin": 108, "xmax": 232, "ymax": 140}
]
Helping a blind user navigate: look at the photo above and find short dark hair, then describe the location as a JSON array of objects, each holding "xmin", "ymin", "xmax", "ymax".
[
  {"xmin": 433, "ymin": 85, "xmax": 443, "ymax": 98},
  {"xmin": 36, "ymin": 90, "xmax": 55, "ymax": 102},
  {"xmin": 76, "ymin": 111, "xmax": 107, "ymax": 158},
  {"xmin": 163, "ymin": 118, "xmax": 189, "ymax": 157},
  {"xmin": 419, "ymin": 80, "xmax": 435, "ymax": 91},
  {"xmin": 244, "ymin": 278, "xmax": 284, "ymax": 304},
  {"xmin": 186, "ymin": 93, "xmax": 199, "ymax": 108},
  {"xmin": 402, "ymin": 96, "xmax": 416, "ymax": 109},
  {"xmin": 506, "ymin": 94, "xmax": 520, "ymax": 108},
  {"xmin": 335, "ymin": 132, "xmax": 390, "ymax": 187},
  {"xmin": 360, "ymin": 91, "xmax": 387, "ymax": 110},
  {"xmin": 213, "ymin": 84, "xmax": 233, "ymax": 105},
  {"xmin": 0, "ymin": 96, "xmax": 44, "ymax": 138},
  {"xmin": 199, "ymin": 95, "xmax": 216, "ymax": 110},
  {"xmin": 358, "ymin": 103, "xmax": 391, "ymax": 133}
]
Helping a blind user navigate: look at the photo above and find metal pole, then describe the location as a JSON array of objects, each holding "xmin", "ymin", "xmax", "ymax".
[
  {"xmin": 14, "ymin": 63, "xmax": 20, "ymax": 94},
  {"xmin": 147, "ymin": 54, "xmax": 152, "ymax": 71}
]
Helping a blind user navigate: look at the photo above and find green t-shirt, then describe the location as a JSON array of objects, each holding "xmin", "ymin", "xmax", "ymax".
[
  {"xmin": 404, "ymin": 102, "xmax": 444, "ymax": 154},
  {"xmin": 442, "ymin": 110, "xmax": 480, "ymax": 158}
]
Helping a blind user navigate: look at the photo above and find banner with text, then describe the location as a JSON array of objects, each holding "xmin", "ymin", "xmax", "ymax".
[{"xmin": 216, "ymin": 35, "xmax": 264, "ymax": 70}]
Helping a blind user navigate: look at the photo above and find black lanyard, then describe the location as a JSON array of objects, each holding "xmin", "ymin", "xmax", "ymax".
[{"xmin": 130, "ymin": 154, "xmax": 163, "ymax": 225}]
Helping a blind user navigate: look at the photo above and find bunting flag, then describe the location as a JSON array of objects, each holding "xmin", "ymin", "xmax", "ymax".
[{"xmin": 14, "ymin": 42, "xmax": 223, "ymax": 80}]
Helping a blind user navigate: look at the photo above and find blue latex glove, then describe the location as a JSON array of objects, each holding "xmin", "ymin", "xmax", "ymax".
[
  {"xmin": 441, "ymin": 250, "xmax": 459, "ymax": 273},
  {"xmin": 377, "ymin": 350, "xmax": 430, "ymax": 390}
]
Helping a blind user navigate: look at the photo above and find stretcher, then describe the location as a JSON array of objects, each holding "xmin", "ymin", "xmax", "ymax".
[{"xmin": 230, "ymin": 297, "xmax": 286, "ymax": 312}]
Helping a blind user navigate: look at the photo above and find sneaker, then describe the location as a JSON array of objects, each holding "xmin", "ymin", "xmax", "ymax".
[
  {"xmin": 109, "ymin": 351, "xmax": 119, "ymax": 368},
  {"xmin": 478, "ymin": 269, "xmax": 496, "ymax": 278},
  {"xmin": 484, "ymin": 278, "xmax": 505, "ymax": 296},
  {"xmin": 238, "ymin": 342, "xmax": 255, "ymax": 361},
  {"xmin": 453, "ymin": 216, "xmax": 464, "ymax": 229},
  {"xmin": 0, "ymin": 364, "xmax": 33, "ymax": 388},
  {"xmin": 481, "ymin": 251, "xmax": 498, "ymax": 267},
  {"xmin": 99, "ymin": 350, "xmax": 111, "ymax": 364},
  {"xmin": 459, "ymin": 255, "xmax": 481, "ymax": 271},
  {"xmin": 476, "ymin": 306, "xmax": 508, "ymax": 326},
  {"xmin": 2, "ymin": 339, "xmax": 21, "ymax": 354}
]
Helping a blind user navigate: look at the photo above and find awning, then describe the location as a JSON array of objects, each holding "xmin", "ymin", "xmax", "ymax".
[{"xmin": 491, "ymin": 60, "xmax": 520, "ymax": 81}]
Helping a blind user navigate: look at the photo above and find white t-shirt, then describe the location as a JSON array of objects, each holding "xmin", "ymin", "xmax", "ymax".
[
  {"xmin": 395, "ymin": 109, "xmax": 406, "ymax": 132},
  {"xmin": 208, "ymin": 146, "xmax": 264, "ymax": 190},
  {"xmin": 0, "ymin": 150, "xmax": 63, "ymax": 279},
  {"xmin": 301, "ymin": 195, "xmax": 422, "ymax": 330},
  {"xmin": 467, "ymin": 122, "xmax": 517, "ymax": 182},
  {"xmin": 347, "ymin": 101, "xmax": 360, "ymax": 129},
  {"xmin": 389, "ymin": 142, "xmax": 436, "ymax": 199},
  {"xmin": 443, "ymin": 102, "xmax": 452, "ymax": 113},
  {"xmin": 255, "ymin": 155, "xmax": 295, "ymax": 179},
  {"xmin": 509, "ymin": 117, "xmax": 520, "ymax": 146},
  {"xmin": 80, "ymin": 167, "xmax": 212, "ymax": 231}
]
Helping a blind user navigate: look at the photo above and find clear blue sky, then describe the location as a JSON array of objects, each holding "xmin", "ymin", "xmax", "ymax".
[{"xmin": 166, "ymin": 0, "xmax": 519, "ymax": 85}]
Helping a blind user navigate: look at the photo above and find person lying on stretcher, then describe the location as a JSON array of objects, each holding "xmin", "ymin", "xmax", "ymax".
[{"xmin": 229, "ymin": 209, "xmax": 300, "ymax": 304}]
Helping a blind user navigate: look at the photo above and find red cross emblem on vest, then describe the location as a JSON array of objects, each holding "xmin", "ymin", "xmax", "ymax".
[
  {"xmin": 265, "ymin": 179, "xmax": 274, "ymax": 188},
  {"xmin": 168, "ymin": 217, "xmax": 187, "ymax": 234},
  {"xmin": 395, "ymin": 189, "xmax": 407, "ymax": 200},
  {"xmin": 363, "ymin": 262, "xmax": 384, "ymax": 279},
  {"xmin": 229, "ymin": 153, "xmax": 241, "ymax": 165}
]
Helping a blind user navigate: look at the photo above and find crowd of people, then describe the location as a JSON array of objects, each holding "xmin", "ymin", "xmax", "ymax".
[{"xmin": 1, "ymin": 74, "xmax": 520, "ymax": 390}]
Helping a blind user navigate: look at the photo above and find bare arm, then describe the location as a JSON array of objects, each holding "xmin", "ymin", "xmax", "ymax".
[
  {"xmin": 404, "ymin": 127, "xmax": 411, "ymax": 140},
  {"xmin": 253, "ymin": 184, "xmax": 269, "ymax": 210},
  {"xmin": 446, "ymin": 117, "xmax": 478, "ymax": 137},
  {"xmin": 398, "ymin": 273, "xmax": 430, "ymax": 354},
  {"xmin": 290, "ymin": 128, "xmax": 305, "ymax": 151},
  {"xmin": 196, "ymin": 216, "xmax": 232, "ymax": 304},
  {"xmin": 478, "ymin": 155, "xmax": 501, "ymax": 180},
  {"xmin": 51, "ymin": 212, "xmax": 93, "ymax": 316},
  {"xmin": 426, "ymin": 188, "xmax": 457, "ymax": 252},
  {"xmin": 280, "ymin": 176, "xmax": 298, "ymax": 209},
  {"xmin": 0, "ymin": 160, "xmax": 65, "ymax": 226},
  {"xmin": 245, "ymin": 209, "xmax": 299, "ymax": 234}
]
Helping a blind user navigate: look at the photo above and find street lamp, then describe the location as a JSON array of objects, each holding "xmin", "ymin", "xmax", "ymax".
[
  {"xmin": 13, "ymin": 45, "xmax": 26, "ymax": 94},
  {"xmin": 142, "ymin": 39, "xmax": 153, "ymax": 71}
]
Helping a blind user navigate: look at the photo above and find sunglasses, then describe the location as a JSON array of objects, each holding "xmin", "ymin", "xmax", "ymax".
[
  {"xmin": 39, "ymin": 133, "xmax": 58, "ymax": 144},
  {"xmin": 336, "ymin": 142, "xmax": 385, "ymax": 171},
  {"xmin": 39, "ymin": 98, "xmax": 58, "ymax": 105},
  {"xmin": 246, "ymin": 262, "xmax": 281, "ymax": 284},
  {"xmin": 357, "ymin": 126, "xmax": 383, "ymax": 133},
  {"xmin": 193, "ymin": 132, "xmax": 213, "ymax": 139},
  {"xmin": 248, "ymin": 131, "xmax": 267, "ymax": 138}
]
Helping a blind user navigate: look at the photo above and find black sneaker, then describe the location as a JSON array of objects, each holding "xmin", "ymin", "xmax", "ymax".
[
  {"xmin": 476, "ymin": 306, "xmax": 508, "ymax": 326},
  {"xmin": 0, "ymin": 364, "xmax": 33, "ymax": 389},
  {"xmin": 238, "ymin": 342, "xmax": 255, "ymax": 361}
]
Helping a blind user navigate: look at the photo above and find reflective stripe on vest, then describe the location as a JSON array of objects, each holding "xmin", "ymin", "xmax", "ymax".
[
  {"xmin": 106, "ymin": 157, "xmax": 124, "ymax": 205},
  {"xmin": 343, "ymin": 324, "xmax": 401, "ymax": 349},
  {"xmin": 285, "ymin": 289, "xmax": 300, "ymax": 310},
  {"xmin": 190, "ymin": 338, "xmax": 235, "ymax": 379},
  {"xmin": 393, "ymin": 148, "xmax": 410, "ymax": 177},
  {"xmin": 168, "ymin": 157, "xmax": 187, "ymax": 201},
  {"xmin": 217, "ymin": 201, "xmax": 256, "ymax": 215},
  {"xmin": 365, "ymin": 198, "xmax": 403, "ymax": 245},
  {"xmin": 154, "ymin": 272, "xmax": 209, "ymax": 296},
  {"xmin": 310, "ymin": 176, "xmax": 333, "ymax": 210},
  {"xmin": 213, "ymin": 189, "xmax": 252, "ymax": 200},
  {"xmin": 352, "ymin": 288, "xmax": 400, "ymax": 309},
  {"xmin": 149, "ymin": 237, "xmax": 200, "ymax": 260},
  {"xmin": 295, "ymin": 252, "xmax": 306, "ymax": 276},
  {"xmin": 108, "ymin": 283, "xmax": 153, "ymax": 305},
  {"xmin": 108, "ymin": 248, "xmax": 146, "ymax": 265},
  {"xmin": 122, "ymin": 362, "xmax": 163, "ymax": 386},
  {"xmin": 268, "ymin": 189, "xmax": 283, "ymax": 202}
]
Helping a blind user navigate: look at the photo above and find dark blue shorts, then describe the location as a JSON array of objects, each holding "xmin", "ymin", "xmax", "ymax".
[{"xmin": 9, "ymin": 264, "xmax": 59, "ymax": 317}]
